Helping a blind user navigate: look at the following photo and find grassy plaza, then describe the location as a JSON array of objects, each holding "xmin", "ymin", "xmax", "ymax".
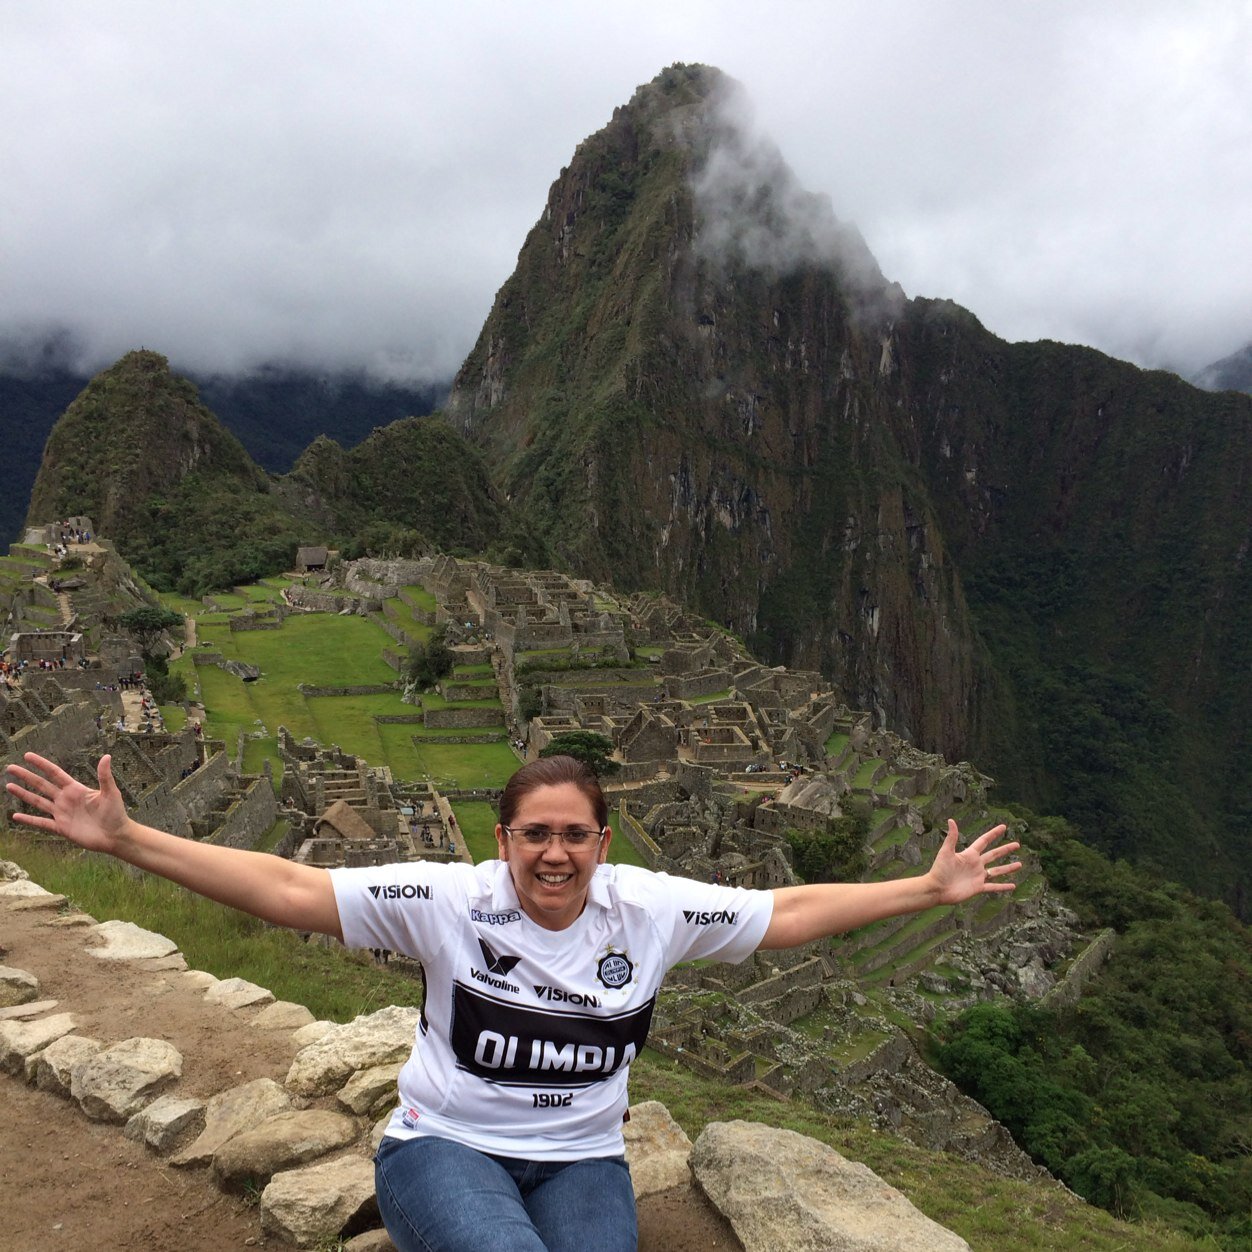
[{"xmin": 160, "ymin": 582, "xmax": 644, "ymax": 865}]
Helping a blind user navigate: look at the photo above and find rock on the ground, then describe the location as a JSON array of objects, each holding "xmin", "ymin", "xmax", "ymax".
[
  {"xmin": 253, "ymin": 1000, "xmax": 316, "ymax": 1030},
  {"xmin": 0, "ymin": 964, "xmax": 39, "ymax": 1008},
  {"xmin": 0, "ymin": 859, "xmax": 30, "ymax": 881},
  {"xmin": 261, "ymin": 1154, "xmax": 379, "ymax": 1247},
  {"xmin": 179, "ymin": 969, "xmax": 220, "ymax": 990},
  {"xmin": 9, "ymin": 890, "xmax": 68, "ymax": 911},
  {"xmin": 172, "ymin": 1077, "xmax": 295, "ymax": 1167},
  {"xmin": 0, "ymin": 1011, "xmax": 78, "ymax": 1074},
  {"xmin": 213, "ymin": 1109, "xmax": 361, "ymax": 1191},
  {"xmin": 0, "ymin": 878, "xmax": 57, "ymax": 902},
  {"xmin": 344, "ymin": 1229, "xmax": 397, "ymax": 1252},
  {"xmin": 203, "ymin": 975, "xmax": 275, "ymax": 1010},
  {"xmin": 87, "ymin": 919, "xmax": 179, "ymax": 961},
  {"xmin": 125, "ymin": 1093, "xmax": 208, "ymax": 1153},
  {"xmin": 691, "ymin": 1120, "xmax": 970, "ymax": 1252},
  {"xmin": 337, "ymin": 1063, "xmax": 401, "ymax": 1116},
  {"xmin": 286, "ymin": 1006, "xmax": 420, "ymax": 1096},
  {"xmin": 292, "ymin": 1019, "xmax": 335, "ymax": 1048},
  {"xmin": 0, "ymin": 998, "xmax": 59, "ymax": 1021},
  {"xmin": 29, "ymin": 1033, "xmax": 103, "ymax": 1094},
  {"xmin": 624, "ymin": 1100, "xmax": 694, "ymax": 1198},
  {"xmin": 41, "ymin": 911, "xmax": 96, "ymax": 928},
  {"xmin": 70, "ymin": 1036, "xmax": 184, "ymax": 1122}
]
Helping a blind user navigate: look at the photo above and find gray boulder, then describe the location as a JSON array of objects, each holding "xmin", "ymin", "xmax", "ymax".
[
  {"xmin": 87, "ymin": 919, "xmax": 179, "ymax": 961},
  {"xmin": 691, "ymin": 1120, "xmax": 970, "ymax": 1251},
  {"xmin": 337, "ymin": 1063, "xmax": 402, "ymax": 1117},
  {"xmin": 623, "ymin": 1100, "xmax": 694, "ymax": 1197},
  {"xmin": 261, "ymin": 1154, "xmax": 379, "ymax": 1247},
  {"xmin": 125, "ymin": 1094, "xmax": 208, "ymax": 1153},
  {"xmin": 70, "ymin": 1036, "xmax": 183, "ymax": 1122},
  {"xmin": 286, "ymin": 1005, "xmax": 420, "ymax": 1096},
  {"xmin": 213, "ymin": 1109, "xmax": 361, "ymax": 1191},
  {"xmin": 172, "ymin": 1076, "xmax": 295, "ymax": 1167},
  {"xmin": 30, "ymin": 1034, "xmax": 104, "ymax": 1095},
  {"xmin": 0, "ymin": 965, "xmax": 39, "ymax": 1008},
  {"xmin": 203, "ymin": 975, "xmax": 275, "ymax": 1010},
  {"xmin": 253, "ymin": 1000, "xmax": 317, "ymax": 1030},
  {"xmin": 0, "ymin": 1011, "xmax": 78, "ymax": 1074}
]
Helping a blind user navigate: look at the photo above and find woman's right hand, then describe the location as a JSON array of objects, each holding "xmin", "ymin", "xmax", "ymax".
[{"xmin": 5, "ymin": 752, "xmax": 131, "ymax": 853}]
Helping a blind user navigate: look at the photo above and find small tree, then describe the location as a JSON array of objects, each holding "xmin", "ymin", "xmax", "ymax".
[
  {"xmin": 785, "ymin": 807, "xmax": 869, "ymax": 883},
  {"xmin": 118, "ymin": 605, "xmax": 184, "ymax": 656},
  {"xmin": 540, "ymin": 731, "xmax": 619, "ymax": 777},
  {"xmin": 518, "ymin": 684, "xmax": 543, "ymax": 722},
  {"xmin": 406, "ymin": 627, "xmax": 454, "ymax": 690}
]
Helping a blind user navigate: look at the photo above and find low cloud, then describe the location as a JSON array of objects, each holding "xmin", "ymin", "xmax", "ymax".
[
  {"xmin": 690, "ymin": 76, "xmax": 902, "ymax": 321},
  {"xmin": 2, "ymin": 2, "xmax": 1248, "ymax": 380}
]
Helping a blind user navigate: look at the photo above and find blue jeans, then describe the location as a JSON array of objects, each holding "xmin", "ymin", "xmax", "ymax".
[{"xmin": 375, "ymin": 1135, "xmax": 638, "ymax": 1252}]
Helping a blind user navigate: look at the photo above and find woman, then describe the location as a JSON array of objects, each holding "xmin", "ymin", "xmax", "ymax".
[{"xmin": 5, "ymin": 750, "xmax": 1020, "ymax": 1251}]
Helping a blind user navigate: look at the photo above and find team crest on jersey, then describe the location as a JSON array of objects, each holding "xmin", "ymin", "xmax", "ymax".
[{"xmin": 595, "ymin": 947, "xmax": 634, "ymax": 990}]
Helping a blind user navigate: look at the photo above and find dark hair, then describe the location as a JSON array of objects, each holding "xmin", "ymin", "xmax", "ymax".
[{"xmin": 498, "ymin": 755, "xmax": 608, "ymax": 829}]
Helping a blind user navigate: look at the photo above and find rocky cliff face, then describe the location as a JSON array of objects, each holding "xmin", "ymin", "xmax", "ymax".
[
  {"xmin": 447, "ymin": 64, "xmax": 1252, "ymax": 903},
  {"xmin": 448, "ymin": 64, "xmax": 982, "ymax": 758}
]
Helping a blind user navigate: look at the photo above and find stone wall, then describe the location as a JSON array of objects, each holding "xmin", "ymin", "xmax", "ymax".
[
  {"xmin": 168, "ymin": 750, "xmax": 233, "ymax": 825},
  {"xmin": 208, "ymin": 778, "xmax": 281, "ymax": 850},
  {"xmin": 840, "ymin": 1029, "xmax": 917, "ymax": 1084},
  {"xmin": 347, "ymin": 557, "xmax": 433, "ymax": 587},
  {"xmin": 423, "ymin": 706, "xmax": 505, "ymax": 729},
  {"xmin": 286, "ymin": 587, "xmax": 378, "ymax": 614},
  {"xmin": 616, "ymin": 805, "xmax": 661, "ymax": 868},
  {"xmin": 298, "ymin": 684, "xmax": 397, "ymax": 698},
  {"xmin": 1041, "ymin": 928, "xmax": 1117, "ymax": 1010},
  {"xmin": 411, "ymin": 733, "xmax": 505, "ymax": 745},
  {"xmin": 1, "ymin": 699, "xmax": 98, "ymax": 775}
]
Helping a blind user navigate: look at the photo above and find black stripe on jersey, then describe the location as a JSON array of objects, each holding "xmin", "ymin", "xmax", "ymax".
[{"xmin": 449, "ymin": 981, "xmax": 655, "ymax": 1087}]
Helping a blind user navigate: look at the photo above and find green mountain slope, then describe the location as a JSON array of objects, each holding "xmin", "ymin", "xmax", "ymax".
[
  {"xmin": 25, "ymin": 350, "xmax": 530, "ymax": 593},
  {"xmin": 446, "ymin": 64, "xmax": 1252, "ymax": 907}
]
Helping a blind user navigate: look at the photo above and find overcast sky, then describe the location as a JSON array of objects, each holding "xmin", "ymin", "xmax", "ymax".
[{"xmin": 3, "ymin": 1, "xmax": 1249, "ymax": 383}]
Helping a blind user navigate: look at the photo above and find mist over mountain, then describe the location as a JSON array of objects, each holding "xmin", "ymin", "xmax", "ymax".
[
  {"xmin": 0, "ymin": 345, "xmax": 445, "ymax": 546},
  {"xmin": 449, "ymin": 63, "xmax": 1252, "ymax": 908},
  {"xmin": 1193, "ymin": 340, "xmax": 1252, "ymax": 395}
]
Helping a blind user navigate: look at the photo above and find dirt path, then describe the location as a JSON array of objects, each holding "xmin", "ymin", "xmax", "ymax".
[{"xmin": 0, "ymin": 890, "xmax": 740, "ymax": 1251}]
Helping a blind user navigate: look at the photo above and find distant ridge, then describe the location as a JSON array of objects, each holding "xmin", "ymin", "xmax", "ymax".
[
  {"xmin": 0, "ymin": 350, "xmax": 445, "ymax": 546},
  {"xmin": 1192, "ymin": 340, "xmax": 1252, "ymax": 394},
  {"xmin": 23, "ymin": 350, "xmax": 531, "ymax": 594}
]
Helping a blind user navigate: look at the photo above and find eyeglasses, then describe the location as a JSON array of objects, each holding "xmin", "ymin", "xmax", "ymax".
[{"xmin": 502, "ymin": 825, "xmax": 607, "ymax": 849}]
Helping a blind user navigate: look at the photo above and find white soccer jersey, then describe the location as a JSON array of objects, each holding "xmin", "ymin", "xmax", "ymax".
[{"xmin": 330, "ymin": 859, "xmax": 773, "ymax": 1160}]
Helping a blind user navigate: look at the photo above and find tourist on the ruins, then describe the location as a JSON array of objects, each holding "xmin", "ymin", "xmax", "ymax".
[{"xmin": 4, "ymin": 752, "xmax": 1020, "ymax": 1252}]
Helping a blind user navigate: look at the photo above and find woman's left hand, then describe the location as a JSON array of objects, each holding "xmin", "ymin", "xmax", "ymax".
[{"xmin": 929, "ymin": 819, "xmax": 1022, "ymax": 905}]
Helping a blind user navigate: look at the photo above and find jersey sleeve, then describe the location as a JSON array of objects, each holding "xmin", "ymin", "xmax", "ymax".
[
  {"xmin": 634, "ymin": 871, "xmax": 774, "ymax": 967},
  {"xmin": 329, "ymin": 861, "xmax": 465, "ymax": 960}
]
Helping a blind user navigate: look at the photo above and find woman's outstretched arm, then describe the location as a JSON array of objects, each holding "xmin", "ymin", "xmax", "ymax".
[
  {"xmin": 5, "ymin": 752, "xmax": 343, "ymax": 940},
  {"xmin": 759, "ymin": 819, "xmax": 1021, "ymax": 949}
]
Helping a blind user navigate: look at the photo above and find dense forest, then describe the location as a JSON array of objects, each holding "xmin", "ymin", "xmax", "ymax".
[{"xmin": 933, "ymin": 814, "xmax": 1252, "ymax": 1246}]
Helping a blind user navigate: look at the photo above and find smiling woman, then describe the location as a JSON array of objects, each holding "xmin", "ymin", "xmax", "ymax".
[{"xmin": 5, "ymin": 750, "xmax": 1019, "ymax": 1252}]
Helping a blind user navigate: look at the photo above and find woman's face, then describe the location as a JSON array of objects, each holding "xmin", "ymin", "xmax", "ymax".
[{"xmin": 495, "ymin": 781, "xmax": 611, "ymax": 931}]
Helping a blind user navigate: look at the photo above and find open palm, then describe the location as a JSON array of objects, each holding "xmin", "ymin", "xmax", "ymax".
[
  {"xmin": 930, "ymin": 819, "xmax": 1022, "ymax": 905},
  {"xmin": 5, "ymin": 753, "xmax": 129, "ymax": 852}
]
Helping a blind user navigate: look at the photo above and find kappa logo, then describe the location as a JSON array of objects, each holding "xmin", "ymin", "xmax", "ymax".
[
  {"xmin": 471, "ymin": 907, "xmax": 521, "ymax": 926},
  {"xmin": 682, "ymin": 908, "xmax": 738, "ymax": 926},
  {"xmin": 367, "ymin": 883, "xmax": 432, "ymax": 901},
  {"xmin": 478, "ymin": 937, "xmax": 522, "ymax": 978}
]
